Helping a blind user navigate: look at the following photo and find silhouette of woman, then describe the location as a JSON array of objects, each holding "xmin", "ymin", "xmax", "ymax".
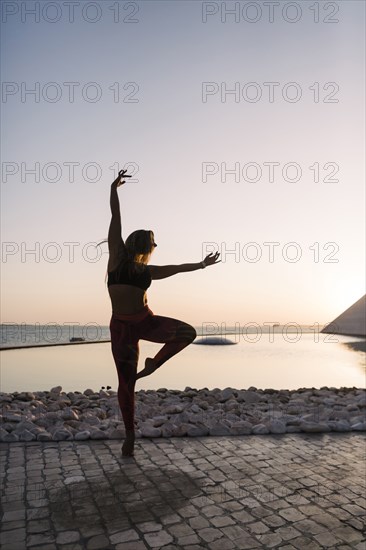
[{"xmin": 106, "ymin": 169, "xmax": 220, "ymax": 456}]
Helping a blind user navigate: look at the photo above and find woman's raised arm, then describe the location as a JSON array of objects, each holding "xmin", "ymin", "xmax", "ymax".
[{"xmin": 108, "ymin": 170, "xmax": 130, "ymax": 269}]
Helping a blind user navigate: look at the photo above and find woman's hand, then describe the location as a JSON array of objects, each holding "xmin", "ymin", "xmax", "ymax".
[
  {"xmin": 111, "ymin": 169, "xmax": 131, "ymax": 188},
  {"xmin": 203, "ymin": 252, "xmax": 221, "ymax": 267}
]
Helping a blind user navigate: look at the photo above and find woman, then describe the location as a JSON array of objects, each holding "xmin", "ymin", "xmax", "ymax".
[{"xmin": 107, "ymin": 169, "xmax": 220, "ymax": 456}]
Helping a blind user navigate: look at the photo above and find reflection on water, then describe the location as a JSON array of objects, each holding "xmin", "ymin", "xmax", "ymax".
[
  {"xmin": 341, "ymin": 340, "xmax": 366, "ymax": 373},
  {"xmin": 341, "ymin": 340, "xmax": 366, "ymax": 356},
  {"xmin": 1, "ymin": 334, "xmax": 365, "ymax": 393}
]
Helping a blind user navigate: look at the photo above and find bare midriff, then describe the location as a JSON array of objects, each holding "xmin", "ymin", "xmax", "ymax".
[{"xmin": 108, "ymin": 284, "xmax": 148, "ymax": 315}]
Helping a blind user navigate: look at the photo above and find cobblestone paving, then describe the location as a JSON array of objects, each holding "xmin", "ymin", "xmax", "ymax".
[{"xmin": 1, "ymin": 433, "xmax": 365, "ymax": 549}]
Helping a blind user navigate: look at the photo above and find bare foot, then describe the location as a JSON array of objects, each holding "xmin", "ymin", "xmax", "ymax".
[
  {"xmin": 122, "ymin": 430, "xmax": 135, "ymax": 456},
  {"xmin": 135, "ymin": 358, "xmax": 157, "ymax": 381}
]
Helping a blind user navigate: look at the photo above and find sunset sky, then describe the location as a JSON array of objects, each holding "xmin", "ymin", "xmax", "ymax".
[{"xmin": 1, "ymin": 0, "xmax": 365, "ymax": 328}]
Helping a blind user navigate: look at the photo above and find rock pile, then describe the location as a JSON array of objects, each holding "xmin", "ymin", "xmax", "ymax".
[{"xmin": 0, "ymin": 386, "xmax": 365, "ymax": 442}]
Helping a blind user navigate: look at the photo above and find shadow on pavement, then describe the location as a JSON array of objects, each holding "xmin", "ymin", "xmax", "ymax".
[{"xmin": 49, "ymin": 464, "xmax": 204, "ymax": 530}]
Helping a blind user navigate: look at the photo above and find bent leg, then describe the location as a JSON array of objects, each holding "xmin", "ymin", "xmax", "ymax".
[{"xmin": 137, "ymin": 314, "xmax": 197, "ymax": 376}]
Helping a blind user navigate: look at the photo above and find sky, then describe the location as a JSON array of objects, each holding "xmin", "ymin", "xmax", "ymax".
[{"xmin": 1, "ymin": 0, "xmax": 365, "ymax": 328}]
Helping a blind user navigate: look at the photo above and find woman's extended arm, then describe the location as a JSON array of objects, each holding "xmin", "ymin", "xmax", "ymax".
[{"xmin": 149, "ymin": 252, "xmax": 220, "ymax": 280}]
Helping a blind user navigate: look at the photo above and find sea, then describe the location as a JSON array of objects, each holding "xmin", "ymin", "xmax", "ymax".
[{"xmin": 0, "ymin": 324, "xmax": 365, "ymax": 393}]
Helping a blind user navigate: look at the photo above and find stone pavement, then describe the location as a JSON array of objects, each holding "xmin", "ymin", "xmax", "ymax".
[{"xmin": 0, "ymin": 433, "xmax": 365, "ymax": 550}]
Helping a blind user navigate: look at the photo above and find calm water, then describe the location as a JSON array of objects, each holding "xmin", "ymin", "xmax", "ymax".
[{"xmin": 0, "ymin": 326, "xmax": 364, "ymax": 392}]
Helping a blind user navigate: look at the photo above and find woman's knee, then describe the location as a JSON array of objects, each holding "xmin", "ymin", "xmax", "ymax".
[
  {"xmin": 189, "ymin": 325, "xmax": 197, "ymax": 342},
  {"xmin": 177, "ymin": 323, "xmax": 196, "ymax": 343}
]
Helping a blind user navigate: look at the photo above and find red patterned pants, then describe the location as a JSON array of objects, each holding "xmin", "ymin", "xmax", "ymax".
[{"xmin": 109, "ymin": 305, "xmax": 196, "ymax": 431}]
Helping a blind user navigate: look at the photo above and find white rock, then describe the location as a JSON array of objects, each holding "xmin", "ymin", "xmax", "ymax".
[
  {"xmin": 300, "ymin": 422, "xmax": 331, "ymax": 433},
  {"xmin": 48, "ymin": 402, "xmax": 61, "ymax": 411},
  {"xmin": 18, "ymin": 392, "xmax": 36, "ymax": 401},
  {"xmin": 329, "ymin": 420, "xmax": 350, "ymax": 432},
  {"xmin": 0, "ymin": 427, "xmax": 10, "ymax": 440},
  {"xmin": 161, "ymin": 422, "xmax": 177, "ymax": 437},
  {"xmin": 288, "ymin": 399, "xmax": 307, "ymax": 408},
  {"xmin": 28, "ymin": 426, "xmax": 45, "ymax": 436},
  {"xmin": 186, "ymin": 424, "xmax": 209, "ymax": 437},
  {"xmin": 269, "ymin": 420, "xmax": 287, "ymax": 434},
  {"xmin": 74, "ymin": 431, "xmax": 91, "ymax": 440},
  {"xmin": 61, "ymin": 408, "xmax": 79, "ymax": 421},
  {"xmin": 225, "ymin": 400, "xmax": 238, "ymax": 412},
  {"xmin": 322, "ymin": 397, "xmax": 336, "ymax": 405},
  {"xmin": 106, "ymin": 428, "xmax": 124, "ymax": 439},
  {"xmin": 346, "ymin": 404, "xmax": 360, "ymax": 412},
  {"xmin": 252, "ymin": 423, "xmax": 270, "ymax": 434},
  {"xmin": 3, "ymin": 412, "xmax": 22, "ymax": 422},
  {"xmin": 229, "ymin": 421, "xmax": 252, "ymax": 435},
  {"xmin": 44, "ymin": 412, "xmax": 61, "ymax": 421},
  {"xmin": 162, "ymin": 404, "xmax": 184, "ymax": 414},
  {"xmin": 219, "ymin": 388, "xmax": 235, "ymax": 402},
  {"xmin": 171, "ymin": 423, "xmax": 188, "ymax": 437},
  {"xmin": 152, "ymin": 415, "xmax": 169, "ymax": 427},
  {"xmin": 226, "ymin": 413, "xmax": 241, "ymax": 423},
  {"xmin": 349, "ymin": 415, "xmax": 364, "ymax": 425},
  {"xmin": 92, "ymin": 407, "xmax": 107, "ymax": 420},
  {"xmin": 30, "ymin": 401, "xmax": 47, "ymax": 413},
  {"xmin": 286, "ymin": 406, "xmax": 301, "ymax": 416},
  {"xmin": 81, "ymin": 416, "xmax": 101, "ymax": 426},
  {"xmin": 356, "ymin": 393, "xmax": 366, "ymax": 406},
  {"xmin": 0, "ymin": 394, "xmax": 12, "ymax": 403},
  {"xmin": 52, "ymin": 429, "xmax": 73, "ymax": 441},
  {"xmin": 15, "ymin": 420, "xmax": 39, "ymax": 433},
  {"xmin": 262, "ymin": 409, "xmax": 286, "ymax": 421},
  {"xmin": 140, "ymin": 426, "xmax": 161, "ymax": 437},
  {"xmin": 1, "ymin": 423, "xmax": 15, "ymax": 432},
  {"xmin": 209, "ymin": 422, "xmax": 231, "ymax": 436},
  {"xmin": 286, "ymin": 425, "xmax": 301, "ymax": 432},
  {"xmin": 237, "ymin": 390, "xmax": 262, "ymax": 404},
  {"xmin": 2, "ymin": 432, "xmax": 19, "ymax": 442},
  {"xmin": 351, "ymin": 422, "xmax": 366, "ymax": 431},
  {"xmin": 89, "ymin": 429, "xmax": 108, "ymax": 440},
  {"xmin": 185, "ymin": 412, "xmax": 204, "ymax": 425},
  {"xmin": 98, "ymin": 420, "xmax": 112, "ymax": 430},
  {"xmin": 57, "ymin": 398, "xmax": 72, "ymax": 408},
  {"xmin": 37, "ymin": 432, "xmax": 53, "ymax": 441},
  {"xmin": 300, "ymin": 413, "xmax": 321, "ymax": 423}
]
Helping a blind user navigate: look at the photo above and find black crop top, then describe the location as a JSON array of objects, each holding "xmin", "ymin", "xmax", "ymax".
[{"xmin": 108, "ymin": 261, "xmax": 152, "ymax": 291}]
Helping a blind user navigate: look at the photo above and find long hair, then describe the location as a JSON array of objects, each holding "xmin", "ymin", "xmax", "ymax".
[
  {"xmin": 96, "ymin": 230, "xmax": 155, "ymax": 287},
  {"xmin": 124, "ymin": 229, "xmax": 155, "ymax": 268}
]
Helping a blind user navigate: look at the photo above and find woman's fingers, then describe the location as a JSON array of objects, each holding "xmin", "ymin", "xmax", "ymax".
[
  {"xmin": 113, "ymin": 168, "xmax": 132, "ymax": 186},
  {"xmin": 119, "ymin": 169, "xmax": 132, "ymax": 179},
  {"xmin": 204, "ymin": 251, "xmax": 220, "ymax": 265}
]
